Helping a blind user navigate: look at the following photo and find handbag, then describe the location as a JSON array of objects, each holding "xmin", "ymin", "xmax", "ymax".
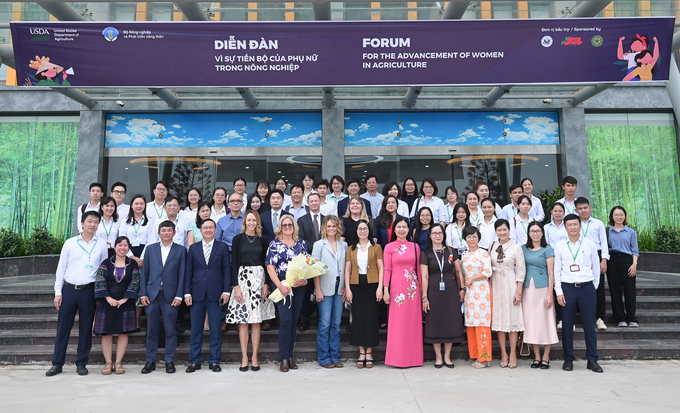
[{"xmin": 409, "ymin": 198, "xmax": 421, "ymax": 228}]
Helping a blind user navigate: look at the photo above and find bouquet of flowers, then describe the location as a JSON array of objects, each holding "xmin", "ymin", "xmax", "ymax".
[{"xmin": 268, "ymin": 253, "xmax": 329, "ymax": 305}]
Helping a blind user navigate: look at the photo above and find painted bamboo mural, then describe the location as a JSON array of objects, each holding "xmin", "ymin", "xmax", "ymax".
[
  {"xmin": 586, "ymin": 121, "xmax": 680, "ymax": 230},
  {"xmin": 0, "ymin": 117, "xmax": 79, "ymax": 239}
]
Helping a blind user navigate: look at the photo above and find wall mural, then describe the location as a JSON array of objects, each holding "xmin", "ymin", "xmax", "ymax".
[
  {"xmin": 344, "ymin": 111, "xmax": 560, "ymax": 146},
  {"xmin": 105, "ymin": 112, "xmax": 322, "ymax": 148},
  {"xmin": 0, "ymin": 117, "xmax": 79, "ymax": 238}
]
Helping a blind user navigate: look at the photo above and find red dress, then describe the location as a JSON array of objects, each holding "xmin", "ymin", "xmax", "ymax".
[{"xmin": 383, "ymin": 241, "xmax": 423, "ymax": 367}]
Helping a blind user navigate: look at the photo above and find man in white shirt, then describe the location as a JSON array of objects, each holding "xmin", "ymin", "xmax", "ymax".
[
  {"xmin": 500, "ymin": 183, "xmax": 524, "ymax": 221},
  {"xmin": 146, "ymin": 180, "xmax": 169, "ymax": 226},
  {"xmin": 285, "ymin": 185, "xmax": 309, "ymax": 221},
  {"xmin": 148, "ymin": 196, "xmax": 190, "ymax": 248},
  {"xmin": 47, "ymin": 211, "xmax": 108, "ymax": 377},
  {"xmin": 75, "ymin": 182, "xmax": 103, "ymax": 234},
  {"xmin": 556, "ymin": 176, "xmax": 578, "ymax": 215},
  {"xmin": 316, "ymin": 179, "xmax": 338, "ymax": 217},
  {"xmin": 361, "ymin": 174, "xmax": 384, "ymax": 219},
  {"xmin": 575, "ymin": 196, "xmax": 610, "ymax": 330},
  {"xmin": 296, "ymin": 193, "xmax": 324, "ymax": 330},
  {"xmin": 110, "ymin": 181, "xmax": 130, "ymax": 221},
  {"xmin": 554, "ymin": 213, "xmax": 603, "ymax": 373}
]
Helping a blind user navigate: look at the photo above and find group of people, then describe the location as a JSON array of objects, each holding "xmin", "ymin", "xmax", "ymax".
[{"xmin": 46, "ymin": 173, "xmax": 639, "ymax": 376}]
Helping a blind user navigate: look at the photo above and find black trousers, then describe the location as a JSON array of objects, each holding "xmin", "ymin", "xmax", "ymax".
[
  {"xmin": 596, "ymin": 250, "xmax": 606, "ymax": 319},
  {"xmin": 561, "ymin": 282, "xmax": 598, "ymax": 361},
  {"xmin": 298, "ymin": 281, "xmax": 317, "ymax": 327},
  {"xmin": 607, "ymin": 251, "xmax": 638, "ymax": 323},
  {"xmin": 52, "ymin": 283, "xmax": 96, "ymax": 368}
]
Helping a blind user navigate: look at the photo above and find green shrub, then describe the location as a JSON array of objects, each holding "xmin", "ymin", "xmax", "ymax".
[
  {"xmin": 636, "ymin": 227, "xmax": 657, "ymax": 252},
  {"xmin": 0, "ymin": 228, "xmax": 25, "ymax": 258},
  {"xmin": 653, "ymin": 226, "xmax": 680, "ymax": 253},
  {"xmin": 538, "ymin": 186, "xmax": 564, "ymax": 225},
  {"xmin": 24, "ymin": 226, "xmax": 60, "ymax": 256}
]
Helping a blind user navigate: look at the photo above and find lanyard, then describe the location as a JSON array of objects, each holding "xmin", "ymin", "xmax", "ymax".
[
  {"xmin": 518, "ymin": 217, "xmax": 528, "ymax": 235},
  {"xmin": 447, "ymin": 205, "xmax": 454, "ymax": 223},
  {"xmin": 153, "ymin": 202, "xmax": 164, "ymax": 219},
  {"xmin": 581, "ymin": 221, "xmax": 591, "ymax": 238},
  {"xmin": 567, "ymin": 239, "xmax": 582, "ymax": 263},
  {"xmin": 102, "ymin": 218, "xmax": 113, "ymax": 238},
  {"xmin": 77, "ymin": 237, "xmax": 97, "ymax": 260},
  {"xmin": 455, "ymin": 224, "xmax": 464, "ymax": 244},
  {"xmin": 133, "ymin": 216, "xmax": 145, "ymax": 236},
  {"xmin": 470, "ymin": 210, "xmax": 479, "ymax": 225},
  {"xmin": 564, "ymin": 202, "xmax": 575, "ymax": 214},
  {"xmin": 434, "ymin": 248, "xmax": 446, "ymax": 283}
]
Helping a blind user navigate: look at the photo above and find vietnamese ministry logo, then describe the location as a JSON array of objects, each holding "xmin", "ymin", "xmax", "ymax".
[
  {"xmin": 591, "ymin": 35, "xmax": 603, "ymax": 47},
  {"xmin": 541, "ymin": 36, "xmax": 553, "ymax": 48},
  {"xmin": 102, "ymin": 27, "xmax": 119, "ymax": 42}
]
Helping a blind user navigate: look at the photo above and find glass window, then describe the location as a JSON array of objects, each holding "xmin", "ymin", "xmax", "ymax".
[
  {"xmin": 22, "ymin": 3, "xmax": 50, "ymax": 21},
  {"xmin": 219, "ymin": 2, "xmax": 248, "ymax": 21},
  {"xmin": 257, "ymin": 3, "xmax": 286, "ymax": 21},
  {"xmin": 344, "ymin": 2, "xmax": 372, "ymax": 21},
  {"xmin": 528, "ymin": 2, "xmax": 554, "ymax": 19},
  {"xmin": 294, "ymin": 3, "xmax": 314, "ymax": 21},
  {"xmin": 492, "ymin": 2, "xmax": 515, "ymax": 19},
  {"xmin": 417, "ymin": 2, "xmax": 441, "ymax": 20},
  {"xmin": 613, "ymin": 1, "xmax": 639, "ymax": 17},
  {"xmin": 586, "ymin": 113, "xmax": 680, "ymax": 228},
  {"xmin": 110, "ymin": 2, "xmax": 137, "ymax": 21},
  {"xmin": 650, "ymin": 1, "xmax": 673, "ymax": 16},
  {"xmin": 379, "ymin": 2, "xmax": 408, "ymax": 21},
  {"xmin": 148, "ymin": 2, "xmax": 175, "ymax": 21}
]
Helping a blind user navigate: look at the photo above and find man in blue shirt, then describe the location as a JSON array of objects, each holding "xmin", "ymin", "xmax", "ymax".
[{"xmin": 216, "ymin": 193, "xmax": 244, "ymax": 252}]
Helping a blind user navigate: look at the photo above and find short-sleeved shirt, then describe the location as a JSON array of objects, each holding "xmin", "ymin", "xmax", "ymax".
[
  {"xmin": 522, "ymin": 245, "xmax": 555, "ymax": 289},
  {"xmin": 265, "ymin": 238, "xmax": 307, "ymax": 280}
]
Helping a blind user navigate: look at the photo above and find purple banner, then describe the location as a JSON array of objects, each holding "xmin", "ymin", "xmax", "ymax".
[{"xmin": 10, "ymin": 18, "xmax": 673, "ymax": 88}]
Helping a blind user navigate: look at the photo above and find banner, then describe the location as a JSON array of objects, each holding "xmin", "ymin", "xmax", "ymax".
[{"xmin": 10, "ymin": 18, "xmax": 673, "ymax": 88}]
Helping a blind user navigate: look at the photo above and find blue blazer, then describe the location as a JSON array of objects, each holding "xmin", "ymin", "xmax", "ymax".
[
  {"xmin": 260, "ymin": 209, "xmax": 293, "ymax": 246},
  {"xmin": 140, "ymin": 242, "xmax": 187, "ymax": 303},
  {"xmin": 184, "ymin": 240, "xmax": 232, "ymax": 302},
  {"xmin": 337, "ymin": 197, "xmax": 372, "ymax": 219}
]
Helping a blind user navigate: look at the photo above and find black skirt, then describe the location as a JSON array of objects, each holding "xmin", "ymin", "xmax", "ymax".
[{"xmin": 350, "ymin": 275, "xmax": 380, "ymax": 348}]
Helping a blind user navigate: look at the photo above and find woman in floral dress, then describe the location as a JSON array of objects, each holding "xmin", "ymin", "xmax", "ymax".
[
  {"xmin": 461, "ymin": 226, "xmax": 493, "ymax": 368},
  {"xmin": 383, "ymin": 216, "xmax": 423, "ymax": 368}
]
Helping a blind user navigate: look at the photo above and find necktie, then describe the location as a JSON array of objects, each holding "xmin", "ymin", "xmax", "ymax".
[
  {"xmin": 204, "ymin": 243, "xmax": 211, "ymax": 265},
  {"xmin": 313, "ymin": 214, "xmax": 320, "ymax": 240},
  {"xmin": 272, "ymin": 211, "xmax": 279, "ymax": 229}
]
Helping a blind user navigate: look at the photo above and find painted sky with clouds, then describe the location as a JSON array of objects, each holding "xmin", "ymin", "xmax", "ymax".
[
  {"xmin": 105, "ymin": 112, "xmax": 322, "ymax": 147},
  {"xmin": 345, "ymin": 111, "xmax": 559, "ymax": 146}
]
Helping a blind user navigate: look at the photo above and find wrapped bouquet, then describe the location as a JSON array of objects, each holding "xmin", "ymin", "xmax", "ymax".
[{"xmin": 269, "ymin": 253, "xmax": 329, "ymax": 305}]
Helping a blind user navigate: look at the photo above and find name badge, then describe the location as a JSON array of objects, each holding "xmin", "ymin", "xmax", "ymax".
[
  {"xmin": 457, "ymin": 248, "xmax": 465, "ymax": 257},
  {"xmin": 132, "ymin": 241, "xmax": 140, "ymax": 247},
  {"xmin": 569, "ymin": 264, "xmax": 581, "ymax": 273},
  {"xmin": 84, "ymin": 262, "xmax": 95, "ymax": 270},
  {"xmin": 439, "ymin": 281, "xmax": 446, "ymax": 291}
]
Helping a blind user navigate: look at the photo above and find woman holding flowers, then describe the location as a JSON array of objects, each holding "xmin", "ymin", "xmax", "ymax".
[
  {"xmin": 383, "ymin": 216, "xmax": 423, "ymax": 368},
  {"xmin": 266, "ymin": 215, "xmax": 308, "ymax": 372}
]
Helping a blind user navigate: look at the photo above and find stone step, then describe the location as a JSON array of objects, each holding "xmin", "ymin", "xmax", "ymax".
[
  {"xmin": 0, "ymin": 290, "xmax": 55, "ymax": 303},
  {"xmin": 3, "ymin": 337, "xmax": 679, "ymax": 365}
]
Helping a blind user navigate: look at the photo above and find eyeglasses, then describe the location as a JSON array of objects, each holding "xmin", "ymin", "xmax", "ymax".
[
  {"xmin": 357, "ymin": 227, "xmax": 369, "ymax": 232},
  {"xmin": 529, "ymin": 230, "xmax": 543, "ymax": 235},
  {"xmin": 431, "ymin": 232, "xmax": 444, "ymax": 236},
  {"xmin": 155, "ymin": 188, "xmax": 168, "ymax": 193},
  {"xmin": 230, "ymin": 199, "xmax": 243, "ymax": 204},
  {"xmin": 112, "ymin": 190, "xmax": 126, "ymax": 195},
  {"xmin": 281, "ymin": 223, "xmax": 294, "ymax": 228},
  {"xmin": 234, "ymin": 184, "xmax": 246, "ymax": 188},
  {"xmin": 422, "ymin": 186, "xmax": 434, "ymax": 190},
  {"xmin": 214, "ymin": 194, "xmax": 226, "ymax": 198}
]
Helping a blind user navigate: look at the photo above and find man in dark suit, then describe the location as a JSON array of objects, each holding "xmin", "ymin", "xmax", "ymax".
[
  {"xmin": 184, "ymin": 219, "xmax": 231, "ymax": 373},
  {"xmin": 337, "ymin": 178, "xmax": 371, "ymax": 217},
  {"xmin": 260, "ymin": 189, "xmax": 292, "ymax": 246},
  {"xmin": 297, "ymin": 193, "xmax": 324, "ymax": 331},
  {"xmin": 140, "ymin": 220, "xmax": 187, "ymax": 374}
]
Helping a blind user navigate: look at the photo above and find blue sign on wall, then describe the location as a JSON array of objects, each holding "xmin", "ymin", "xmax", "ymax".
[
  {"xmin": 345, "ymin": 112, "xmax": 560, "ymax": 146},
  {"xmin": 105, "ymin": 112, "xmax": 322, "ymax": 148}
]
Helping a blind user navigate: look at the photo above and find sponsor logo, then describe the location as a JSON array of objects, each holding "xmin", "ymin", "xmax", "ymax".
[
  {"xmin": 541, "ymin": 36, "xmax": 553, "ymax": 48},
  {"xmin": 102, "ymin": 27, "xmax": 119, "ymax": 42},
  {"xmin": 30, "ymin": 27, "xmax": 50, "ymax": 41},
  {"xmin": 591, "ymin": 35, "xmax": 603, "ymax": 47},
  {"xmin": 561, "ymin": 36, "xmax": 583, "ymax": 46}
]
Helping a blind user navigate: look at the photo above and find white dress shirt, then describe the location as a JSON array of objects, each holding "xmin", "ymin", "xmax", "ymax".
[
  {"xmin": 319, "ymin": 199, "xmax": 338, "ymax": 217},
  {"xmin": 54, "ymin": 234, "xmax": 108, "ymax": 295},
  {"xmin": 120, "ymin": 216, "xmax": 152, "ymax": 247},
  {"xmin": 545, "ymin": 220, "xmax": 567, "ymax": 247},
  {"xmin": 116, "ymin": 203, "xmax": 130, "ymax": 222},
  {"xmin": 580, "ymin": 216, "xmax": 610, "ymax": 260},
  {"xmin": 529, "ymin": 195, "xmax": 545, "ymax": 222},
  {"xmin": 396, "ymin": 199, "xmax": 410, "ymax": 218},
  {"xmin": 149, "ymin": 215, "xmax": 191, "ymax": 248},
  {"xmin": 477, "ymin": 216, "xmax": 498, "ymax": 250},
  {"xmin": 146, "ymin": 201, "xmax": 168, "ymax": 226},
  {"xmin": 95, "ymin": 217, "xmax": 120, "ymax": 249},
  {"xmin": 411, "ymin": 196, "xmax": 445, "ymax": 222},
  {"xmin": 445, "ymin": 222, "xmax": 468, "ymax": 252},
  {"xmin": 440, "ymin": 204, "xmax": 457, "ymax": 225},
  {"xmin": 361, "ymin": 192, "xmax": 384, "ymax": 219},
  {"xmin": 553, "ymin": 236, "xmax": 600, "ymax": 296},
  {"xmin": 210, "ymin": 205, "xmax": 228, "ymax": 222},
  {"xmin": 467, "ymin": 208, "xmax": 484, "ymax": 227},
  {"xmin": 556, "ymin": 197, "xmax": 577, "ymax": 215},
  {"xmin": 509, "ymin": 215, "xmax": 532, "ymax": 245}
]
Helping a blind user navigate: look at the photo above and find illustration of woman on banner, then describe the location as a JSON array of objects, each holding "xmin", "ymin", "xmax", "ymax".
[
  {"xmin": 27, "ymin": 56, "xmax": 71, "ymax": 86},
  {"xmin": 622, "ymin": 37, "xmax": 659, "ymax": 82},
  {"xmin": 617, "ymin": 34, "xmax": 653, "ymax": 81}
]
